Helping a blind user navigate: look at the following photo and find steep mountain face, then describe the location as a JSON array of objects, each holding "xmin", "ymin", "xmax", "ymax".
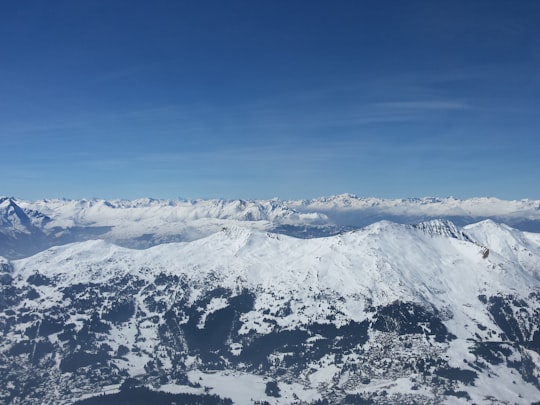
[
  {"xmin": 0, "ymin": 197, "xmax": 52, "ymax": 259},
  {"xmin": 0, "ymin": 197, "xmax": 52, "ymax": 234},
  {"xmin": 465, "ymin": 220, "xmax": 540, "ymax": 280},
  {"xmin": 412, "ymin": 219, "xmax": 473, "ymax": 241},
  {"xmin": 2, "ymin": 195, "xmax": 540, "ymax": 259},
  {"xmin": 1, "ymin": 221, "xmax": 539, "ymax": 404}
]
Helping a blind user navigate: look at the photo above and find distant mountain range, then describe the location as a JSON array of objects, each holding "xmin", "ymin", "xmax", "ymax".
[
  {"xmin": 2, "ymin": 195, "xmax": 540, "ymax": 259},
  {"xmin": 1, "ymin": 210, "xmax": 539, "ymax": 403}
]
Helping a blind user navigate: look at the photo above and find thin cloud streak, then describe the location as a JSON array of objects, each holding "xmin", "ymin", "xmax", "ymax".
[{"xmin": 373, "ymin": 100, "xmax": 472, "ymax": 111}]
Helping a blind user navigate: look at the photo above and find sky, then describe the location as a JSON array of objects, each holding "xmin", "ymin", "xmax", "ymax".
[{"xmin": 1, "ymin": 0, "xmax": 539, "ymax": 201}]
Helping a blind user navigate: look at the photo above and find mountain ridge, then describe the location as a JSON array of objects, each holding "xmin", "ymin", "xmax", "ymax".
[{"xmin": 2, "ymin": 194, "xmax": 540, "ymax": 260}]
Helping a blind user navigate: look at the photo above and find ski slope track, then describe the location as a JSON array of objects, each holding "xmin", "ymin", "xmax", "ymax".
[{"xmin": 1, "ymin": 217, "xmax": 539, "ymax": 404}]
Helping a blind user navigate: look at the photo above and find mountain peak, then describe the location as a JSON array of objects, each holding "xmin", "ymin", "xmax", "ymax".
[
  {"xmin": 412, "ymin": 219, "xmax": 471, "ymax": 241},
  {"xmin": 0, "ymin": 196, "xmax": 16, "ymax": 204},
  {"xmin": 0, "ymin": 197, "xmax": 32, "ymax": 229}
]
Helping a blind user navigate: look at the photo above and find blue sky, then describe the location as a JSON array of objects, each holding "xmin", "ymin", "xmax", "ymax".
[{"xmin": 1, "ymin": 1, "xmax": 539, "ymax": 200}]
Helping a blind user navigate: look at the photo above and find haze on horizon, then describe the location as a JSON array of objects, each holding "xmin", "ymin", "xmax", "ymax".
[{"xmin": 1, "ymin": 1, "xmax": 539, "ymax": 201}]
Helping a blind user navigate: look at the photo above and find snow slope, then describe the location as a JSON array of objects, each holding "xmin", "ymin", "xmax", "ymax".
[
  {"xmin": 1, "ymin": 219, "xmax": 539, "ymax": 404},
  {"xmin": 12, "ymin": 220, "xmax": 537, "ymax": 310}
]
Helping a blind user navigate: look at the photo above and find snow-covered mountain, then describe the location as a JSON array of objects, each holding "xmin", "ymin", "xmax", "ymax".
[
  {"xmin": 0, "ymin": 197, "xmax": 329, "ymax": 259},
  {"xmin": 1, "ymin": 219, "xmax": 539, "ymax": 404},
  {"xmin": 0, "ymin": 197, "xmax": 52, "ymax": 258},
  {"xmin": 288, "ymin": 194, "xmax": 540, "ymax": 231},
  {"xmin": 2, "ymin": 195, "xmax": 540, "ymax": 259}
]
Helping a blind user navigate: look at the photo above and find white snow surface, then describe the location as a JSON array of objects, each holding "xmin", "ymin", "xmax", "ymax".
[
  {"xmin": 12, "ymin": 220, "xmax": 540, "ymax": 331},
  {"xmin": 465, "ymin": 219, "xmax": 540, "ymax": 280}
]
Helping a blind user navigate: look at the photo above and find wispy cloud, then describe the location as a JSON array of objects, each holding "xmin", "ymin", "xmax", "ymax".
[{"xmin": 372, "ymin": 100, "xmax": 472, "ymax": 111}]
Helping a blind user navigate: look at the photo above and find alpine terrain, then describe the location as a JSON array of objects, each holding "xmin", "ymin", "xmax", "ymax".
[
  {"xmin": 0, "ymin": 196, "xmax": 539, "ymax": 404},
  {"xmin": 2, "ymin": 195, "xmax": 540, "ymax": 259}
]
